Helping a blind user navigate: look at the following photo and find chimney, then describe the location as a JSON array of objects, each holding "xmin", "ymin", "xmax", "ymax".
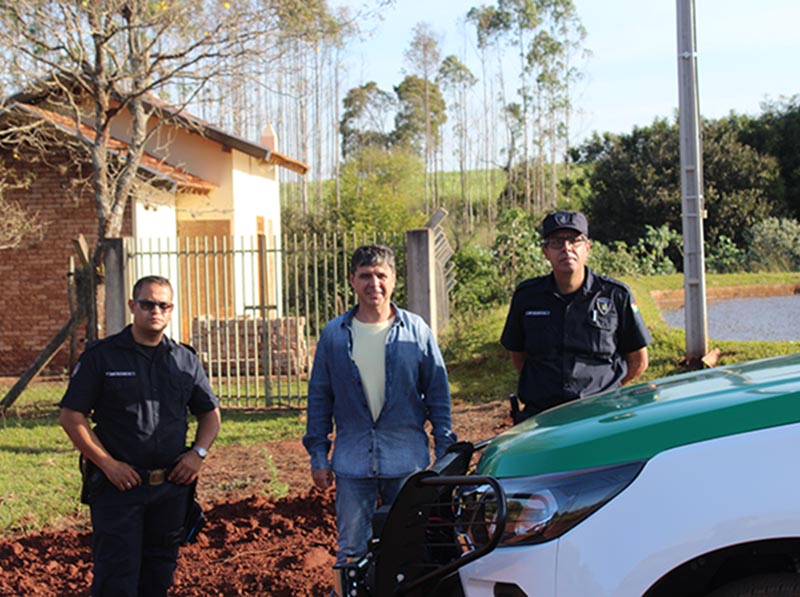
[{"xmin": 260, "ymin": 123, "xmax": 277, "ymax": 151}]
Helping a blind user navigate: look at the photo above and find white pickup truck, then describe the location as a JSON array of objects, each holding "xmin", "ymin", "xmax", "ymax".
[{"xmin": 336, "ymin": 353, "xmax": 800, "ymax": 597}]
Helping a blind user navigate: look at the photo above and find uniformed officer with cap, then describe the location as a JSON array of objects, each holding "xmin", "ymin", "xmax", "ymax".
[
  {"xmin": 501, "ymin": 210, "xmax": 651, "ymax": 420},
  {"xmin": 59, "ymin": 275, "xmax": 221, "ymax": 596}
]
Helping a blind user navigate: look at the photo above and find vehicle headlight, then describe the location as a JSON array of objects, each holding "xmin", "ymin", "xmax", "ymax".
[{"xmin": 457, "ymin": 461, "xmax": 644, "ymax": 547}]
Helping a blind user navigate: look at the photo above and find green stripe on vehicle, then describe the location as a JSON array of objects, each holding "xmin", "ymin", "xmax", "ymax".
[{"xmin": 477, "ymin": 354, "xmax": 800, "ymax": 478}]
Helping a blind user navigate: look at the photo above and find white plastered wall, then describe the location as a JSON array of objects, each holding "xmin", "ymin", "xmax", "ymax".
[
  {"xmin": 230, "ymin": 149, "xmax": 283, "ymax": 317},
  {"xmin": 130, "ymin": 191, "xmax": 180, "ymax": 338},
  {"xmin": 109, "ymin": 110, "xmax": 285, "ymax": 320}
]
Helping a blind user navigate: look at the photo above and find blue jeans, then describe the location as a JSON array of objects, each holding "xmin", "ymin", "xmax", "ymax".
[{"xmin": 334, "ymin": 475, "xmax": 406, "ymax": 564}]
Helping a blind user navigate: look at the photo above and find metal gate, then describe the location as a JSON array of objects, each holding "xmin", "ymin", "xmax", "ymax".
[{"xmin": 126, "ymin": 232, "xmax": 404, "ymax": 407}]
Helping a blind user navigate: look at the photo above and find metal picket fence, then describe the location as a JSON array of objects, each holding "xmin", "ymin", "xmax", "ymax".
[{"xmin": 126, "ymin": 231, "xmax": 405, "ymax": 407}]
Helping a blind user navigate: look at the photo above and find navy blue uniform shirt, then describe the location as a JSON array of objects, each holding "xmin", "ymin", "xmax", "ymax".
[
  {"xmin": 501, "ymin": 267, "xmax": 651, "ymax": 414},
  {"xmin": 60, "ymin": 325, "xmax": 219, "ymax": 469}
]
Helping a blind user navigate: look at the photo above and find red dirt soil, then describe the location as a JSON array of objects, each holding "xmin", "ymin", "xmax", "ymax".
[{"xmin": 0, "ymin": 401, "xmax": 510, "ymax": 596}]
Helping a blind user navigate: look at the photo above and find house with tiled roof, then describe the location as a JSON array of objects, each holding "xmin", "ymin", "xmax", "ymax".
[{"xmin": 0, "ymin": 89, "xmax": 308, "ymax": 375}]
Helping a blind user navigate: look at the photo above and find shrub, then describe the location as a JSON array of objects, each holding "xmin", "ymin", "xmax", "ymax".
[
  {"xmin": 451, "ymin": 244, "xmax": 507, "ymax": 312},
  {"xmin": 588, "ymin": 241, "xmax": 640, "ymax": 277},
  {"xmin": 746, "ymin": 217, "xmax": 800, "ymax": 272},
  {"xmin": 633, "ymin": 224, "xmax": 681, "ymax": 275},
  {"xmin": 589, "ymin": 225, "xmax": 680, "ymax": 277},
  {"xmin": 706, "ymin": 235, "xmax": 746, "ymax": 274},
  {"xmin": 491, "ymin": 208, "xmax": 550, "ymax": 288}
]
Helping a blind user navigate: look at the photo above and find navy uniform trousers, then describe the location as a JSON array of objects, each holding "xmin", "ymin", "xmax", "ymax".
[{"xmin": 89, "ymin": 477, "xmax": 191, "ymax": 597}]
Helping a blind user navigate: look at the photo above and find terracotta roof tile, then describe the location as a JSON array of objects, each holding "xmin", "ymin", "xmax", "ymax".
[{"xmin": 9, "ymin": 102, "xmax": 216, "ymax": 194}]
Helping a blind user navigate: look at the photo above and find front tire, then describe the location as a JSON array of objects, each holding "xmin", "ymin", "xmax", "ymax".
[{"xmin": 707, "ymin": 573, "xmax": 800, "ymax": 596}]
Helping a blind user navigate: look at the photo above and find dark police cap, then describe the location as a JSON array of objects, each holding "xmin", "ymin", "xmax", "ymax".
[{"xmin": 541, "ymin": 211, "xmax": 589, "ymax": 238}]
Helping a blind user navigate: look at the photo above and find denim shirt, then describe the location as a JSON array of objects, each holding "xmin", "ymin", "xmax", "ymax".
[{"xmin": 302, "ymin": 304, "xmax": 456, "ymax": 478}]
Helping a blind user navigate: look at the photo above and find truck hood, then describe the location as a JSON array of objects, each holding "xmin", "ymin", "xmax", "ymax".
[{"xmin": 477, "ymin": 353, "xmax": 800, "ymax": 478}]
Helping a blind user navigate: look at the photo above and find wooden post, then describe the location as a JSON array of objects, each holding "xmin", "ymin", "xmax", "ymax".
[
  {"xmin": 73, "ymin": 234, "xmax": 99, "ymax": 342},
  {"xmin": 67, "ymin": 256, "xmax": 81, "ymax": 372},
  {"xmin": 103, "ymin": 238, "xmax": 128, "ymax": 336},
  {"xmin": 0, "ymin": 313, "xmax": 84, "ymax": 412}
]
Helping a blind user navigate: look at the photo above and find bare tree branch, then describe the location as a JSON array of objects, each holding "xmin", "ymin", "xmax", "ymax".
[{"xmin": 0, "ymin": 165, "xmax": 43, "ymax": 250}]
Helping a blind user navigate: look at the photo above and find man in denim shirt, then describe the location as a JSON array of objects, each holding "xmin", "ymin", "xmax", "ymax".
[{"xmin": 303, "ymin": 244, "xmax": 456, "ymax": 567}]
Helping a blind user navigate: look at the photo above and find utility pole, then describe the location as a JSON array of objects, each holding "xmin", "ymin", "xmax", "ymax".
[{"xmin": 676, "ymin": 0, "xmax": 709, "ymax": 363}]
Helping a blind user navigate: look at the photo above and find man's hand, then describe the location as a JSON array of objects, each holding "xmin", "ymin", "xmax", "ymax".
[
  {"xmin": 312, "ymin": 468, "xmax": 334, "ymax": 489},
  {"xmin": 102, "ymin": 459, "xmax": 142, "ymax": 492},
  {"xmin": 169, "ymin": 449, "xmax": 204, "ymax": 485},
  {"xmin": 60, "ymin": 407, "xmax": 141, "ymax": 492},
  {"xmin": 622, "ymin": 347, "xmax": 649, "ymax": 386},
  {"xmin": 168, "ymin": 407, "xmax": 222, "ymax": 485}
]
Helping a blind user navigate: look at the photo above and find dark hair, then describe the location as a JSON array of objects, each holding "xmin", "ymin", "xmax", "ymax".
[
  {"xmin": 350, "ymin": 244, "xmax": 396, "ymax": 275},
  {"xmin": 132, "ymin": 275, "xmax": 173, "ymax": 300}
]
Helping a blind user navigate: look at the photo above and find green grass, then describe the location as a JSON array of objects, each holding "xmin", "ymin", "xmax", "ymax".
[
  {"xmin": 0, "ymin": 411, "xmax": 84, "ymax": 536},
  {"xmin": 435, "ymin": 168, "xmax": 507, "ymax": 202},
  {"xmin": 263, "ymin": 448, "xmax": 290, "ymax": 498},
  {"xmin": 0, "ymin": 403, "xmax": 305, "ymax": 537},
  {"xmin": 212, "ymin": 407, "xmax": 305, "ymax": 446},
  {"xmin": 440, "ymin": 307, "xmax": 519, "ymax": 403},
  {"xmin": 1, "ymin": 271, "xmax": 798, "ymax": 537},
  {"xmin": 633, "ymin": 271, "xmax": 800, "ymax": 292}
]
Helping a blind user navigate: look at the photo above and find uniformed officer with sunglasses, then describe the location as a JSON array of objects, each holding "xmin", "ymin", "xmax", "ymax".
[
  {"xmin": 59, "ymin": 275, "xmax": 221, "ymax": 596},
  {"xmin": 501, "ymin": 211, "xmax": 651, "ymax": 421}
]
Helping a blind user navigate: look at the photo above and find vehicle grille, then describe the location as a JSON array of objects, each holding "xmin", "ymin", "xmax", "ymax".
[{"xmin": 371, "ymin": 472, "xmax": 507, "ymax": 596}]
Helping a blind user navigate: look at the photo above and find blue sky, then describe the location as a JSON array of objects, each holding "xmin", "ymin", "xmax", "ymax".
[{"xmin": 338, "ymin": 0, "xmax": 799, "ymax": 144}]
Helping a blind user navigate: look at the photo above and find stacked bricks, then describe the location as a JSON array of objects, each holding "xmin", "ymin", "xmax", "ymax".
[{"xmin": 191, "ymin": 315, "xmax": 308, "ymax": 376}]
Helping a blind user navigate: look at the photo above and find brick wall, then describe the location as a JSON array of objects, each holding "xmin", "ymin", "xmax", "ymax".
[{"xmin": 0, "ymin": 149, "xmax": 132, "ymax": 375}]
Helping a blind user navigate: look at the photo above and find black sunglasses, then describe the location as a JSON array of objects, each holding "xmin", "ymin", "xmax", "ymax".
[{"xmin": 134, "ymin": 299, "xmax": 174, "ymax": 312}]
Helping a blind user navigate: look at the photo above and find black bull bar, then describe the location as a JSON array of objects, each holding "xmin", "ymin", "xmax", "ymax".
[{"xmin": 334, "ymin": 440, "xmax": 507, "ymax": 597}]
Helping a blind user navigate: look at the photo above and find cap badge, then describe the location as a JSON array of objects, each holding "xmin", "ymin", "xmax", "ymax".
[{"xmin": 556, "ymin": 213, "xmax": 571, "ymax": 225}]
